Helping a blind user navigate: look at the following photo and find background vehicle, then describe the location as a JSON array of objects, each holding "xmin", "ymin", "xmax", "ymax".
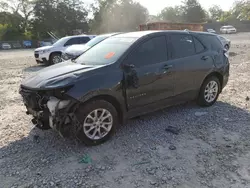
[
  {"xmin": 34, "ymin": 35, "xmax": 96, "ymax": 65},
  {"xmin": 1, "ymin": 43, "xmax": 11, "ymax": 49},
  {"xmin": 217, "ymin": 35, "xmax": 231, "ymax": 51},
  {"xmin": 220, "ymin": 25, "xmax": 237, "ymax": 34},
  {"xmin": 20, "ymin": 31, "xmax": 229, "ymax": 146},
  {"xmin": 207, "ymin": 29, "xmax": 216, "ymax": 33},
  {"xmin": 12, "ymin": 43, "xmax": 22, "ymax": 48},
  {"xmin": 62, "ymin": 32, "xmax": 122, "ymax": 61},
  {"xmin": 23, "ymin": 40, "xmax": 32, "ymax": 48}
]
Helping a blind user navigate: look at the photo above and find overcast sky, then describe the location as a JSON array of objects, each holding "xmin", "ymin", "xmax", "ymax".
[
  {"xmin": 84, "ymin": 0, "xmax": 235, "ymax": 15},
  {"xmin": 136, "ymin": 0, "xmax": 235, "ymax": 15}
]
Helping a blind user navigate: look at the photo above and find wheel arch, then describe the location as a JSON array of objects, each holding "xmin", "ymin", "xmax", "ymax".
[
  {"xmin": 80, "ymin": 94, "xmax": 125, "ymax": 125},
  {"xmin": 49, "ymin": 51, "xmax": 62, "ymax": 59},
  {"xmin": 203, "ymin": 72, "xmax": 223, "ymax": 93}
]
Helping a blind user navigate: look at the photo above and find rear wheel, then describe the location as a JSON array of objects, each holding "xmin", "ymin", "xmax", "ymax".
[
  {"xmin": 197, "ymin": 76, "xmax": 221, "ymax": 107},
  {"xmin": 74, "ymin": 100, "xmax": 118, "ymax": 146}
]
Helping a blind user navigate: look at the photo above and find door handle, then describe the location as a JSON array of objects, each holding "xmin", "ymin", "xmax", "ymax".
[
  {"xmin": 201, "ymin": 56, "xmax": 209, "ymax": 60},
  {"xmin": 163, "ymin": 64, "xmax": 173, "ymax": 69}
]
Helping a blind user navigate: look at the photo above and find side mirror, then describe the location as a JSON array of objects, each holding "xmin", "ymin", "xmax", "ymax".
[{"xmin": 123, "ymin": 64, "xmax": 135, "ymax": 69}]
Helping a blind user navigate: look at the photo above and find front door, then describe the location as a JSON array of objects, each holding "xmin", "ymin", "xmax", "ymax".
[{"xmin": 123, "ymin": 35, "xmax": 175, "ymax": 110}]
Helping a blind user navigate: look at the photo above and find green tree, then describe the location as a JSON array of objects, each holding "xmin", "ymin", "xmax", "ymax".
[
  {"xmin": 90, "ymin": 0, "xmax": 149, "ymax": 33},
  {"xmin": 209, "ymin": 5, "xmax": 223, "ymax": 21},
  {"xmin": 232, "ymin": 0, "xmax": 250, "ymax": 20},
  {"xmin": 31, "ymin": 0, "xmax": 89, "ymax": 39},
  {"xmin": 158, "ymin": 6, "xmax": 183, "ymax": 22},
  {"xmin": 182, "ymin": 0, "xmax": 206, "ymax": 23}
]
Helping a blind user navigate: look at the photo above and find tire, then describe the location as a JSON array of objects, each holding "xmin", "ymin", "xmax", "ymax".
[
  {"xmin": 74, "ymin": 100, "xmax": 118, "ymax": 146},
  {"xmin": 197, "ymin": 76, "xmax": 221, "ymax": 107},
  {"xmin": 49, "ymin": 53, "xmax": 62, "ymax": 65},
  {"xmin": 224, "ymin": 44, "xmax": 229, "ymax": 51}
]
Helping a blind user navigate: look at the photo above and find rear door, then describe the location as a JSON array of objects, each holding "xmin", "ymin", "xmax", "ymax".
[
  {"xmin": 168, "ymin": 33, "xmax": 214, "ymax": 99},
  {"xmin": 123, "ymin": 35, "xmax": 175, "ymax": 110}
]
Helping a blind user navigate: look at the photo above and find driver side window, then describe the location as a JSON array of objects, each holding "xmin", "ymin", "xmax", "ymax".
[{"xmin": 126, "ymin": 36, "xmax": 168, "ymax": 68}]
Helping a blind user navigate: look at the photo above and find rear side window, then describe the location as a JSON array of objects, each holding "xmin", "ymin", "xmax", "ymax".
[
  {"xmin": 126, "ymin": 36, "xmax": 167, "ymax": 67},
  {"xmin": 205, "ymin": 35, "xmax": 223, "ymax": 51},
  {"xmin": 79, "ymin": 37, "xmax": 91, "ymax": 44},
  {"xmin": 170, "ymin": 34, "xmax": 195, "ymax": 59},
  {"xmin": 193, "ymin": 37, "xmax": 205, "ymax": 53}
]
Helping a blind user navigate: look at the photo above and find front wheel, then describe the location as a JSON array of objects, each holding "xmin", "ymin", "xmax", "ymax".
[
  {"xmin": 74, "ymin": 100, "xmax": 118, "ymax": 146},
  {"xmin": 197, "ymin": 76, "xmax": 221, "ymax": 107},
  {"xmin": 224, "ymin": 44, "xmax": 229, "ymax": 51},
  {"xmin": 49, "ymin": 53, "xmax": 62, "ymax": 65}
]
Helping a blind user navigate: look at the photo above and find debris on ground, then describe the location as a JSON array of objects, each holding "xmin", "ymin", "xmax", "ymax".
[
  {"xmin": 79, "ymin": 154, "xmax": 92, "ymax": 164},
  {"xmin": 169, "ymin": 145, "xmax": 177, "ymax": 150},
  {"xmin": 165, "ymin": 126, "xmax": 180, "ymax": 135}
]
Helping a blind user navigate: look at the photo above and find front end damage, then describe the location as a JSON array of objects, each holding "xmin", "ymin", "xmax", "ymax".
[{"xmin": 19, "ymin": 86, "xmax": 79, "ymax": 137}]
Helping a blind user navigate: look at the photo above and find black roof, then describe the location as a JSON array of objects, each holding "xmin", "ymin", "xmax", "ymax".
[{"xmin": 112, "ymin": 30, "xmax": 217, "ymax": 38}]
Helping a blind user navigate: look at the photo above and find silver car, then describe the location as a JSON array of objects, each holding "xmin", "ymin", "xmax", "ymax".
[
  {"xmin": 217, "ymin": 35, "xmax": 231, "ymax": 51},
  {"xmin": 220, "ymin": 25, "xmax": 237, "ymax": 34}
]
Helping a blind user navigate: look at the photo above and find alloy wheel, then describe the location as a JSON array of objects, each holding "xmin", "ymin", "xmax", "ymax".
[
  {"xmin": 83, "ymin": 108, "xmax": 113, "ymax": 140},
  {"xmin": 52, "ymin": 55, "xmax": 61, "ymax": 64},
  {"xmin": 204, "ymin": 80, "xmax": 219, "ymax": 103}
]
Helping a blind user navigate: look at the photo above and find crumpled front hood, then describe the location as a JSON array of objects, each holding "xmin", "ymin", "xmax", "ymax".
[
  {"xmin": 65, "ymin": 44, "xmax": 90, "ymax": 56},
  {"xmin": 21, "ymin": 61, "xmax": 103, "ymax": 89},
  {"xmin": 35, "ymin": 46, "xmax": 53, "ymax": 52}
]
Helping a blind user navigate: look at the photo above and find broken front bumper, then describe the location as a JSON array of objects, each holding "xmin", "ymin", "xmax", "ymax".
[{"xmin": 19, "ymin": 86, "xmax": 77, "ymax": 135}]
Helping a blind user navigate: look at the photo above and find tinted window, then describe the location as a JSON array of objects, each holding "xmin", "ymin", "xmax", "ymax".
[
  {"xmin": 126, "ymin": 36, "xmax": 167, "ymax": 67},
  {"xmin": 64, "ymin": 38, "xmax": 79, "ymax": 46},
  {"xmin": 79, "ymin": 37, "xmax": 91, "ymax": 44},
  {"xmin": 193, "ymin": 37, "xmax": 205, "ymax": 53},
  {"xmin": 170, "ymin": 34, "xmax": 195, "ymax": 59},
  {"xmin": 76, "ymin": 37, "xmax": 137, "ymax": 65},
  {"xmin": 205, "ymin": 35, "xmax": 223, "ymax": 51}
]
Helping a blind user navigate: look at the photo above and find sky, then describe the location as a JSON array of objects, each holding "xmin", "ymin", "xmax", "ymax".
[
  {"xmin": 136, "ymin": 0, "xmax": 235, "ymax": 15},
  {"xmin": 84, "ymin": 0, "xmax": 236, "ymax": 15}
]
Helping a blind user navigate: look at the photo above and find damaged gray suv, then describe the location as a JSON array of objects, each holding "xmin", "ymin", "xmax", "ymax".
[{"xmin": 19, "ymin": 30, "xmax": 229, "ymax": 146}]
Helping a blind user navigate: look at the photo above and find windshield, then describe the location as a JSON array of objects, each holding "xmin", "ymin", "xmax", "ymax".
[
  {"xmin": 52, "ymin": 37, "xmax": 70, "ymax": 47},
  {"xmin": 75, "ymin": 37, "xmax": 137, "ymax": 65},
  {"xmin": 85, "ymin": 35, "xmax": 109, "ymax": 48},
  {"xmin": 223, "ymin": 26, "xmax": 234, "ymax": 29}
]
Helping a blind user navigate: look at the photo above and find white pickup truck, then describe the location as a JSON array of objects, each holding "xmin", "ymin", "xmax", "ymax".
[{"xmin": 34, "ymin": 35, "xmax": 96, "ymax": 65}]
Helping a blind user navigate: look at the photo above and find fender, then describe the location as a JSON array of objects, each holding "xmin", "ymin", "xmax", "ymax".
[{"xmin": 65, "ymin": 67, "xmax": 127, "ymax": 113}]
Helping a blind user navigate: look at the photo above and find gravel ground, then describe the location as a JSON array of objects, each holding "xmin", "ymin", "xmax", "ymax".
[{"xmin": 0, "ymin": 33, "xmax": 250, "ymax": 188}]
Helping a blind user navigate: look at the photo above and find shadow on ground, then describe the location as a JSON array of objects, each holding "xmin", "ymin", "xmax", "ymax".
[
  {"xmin": 23, "ymin": 64, "xmax": 47, "ymax": 73},
  {"xmin": 1, "ymin": 101, "xmax": 250, "ymax": 187}
]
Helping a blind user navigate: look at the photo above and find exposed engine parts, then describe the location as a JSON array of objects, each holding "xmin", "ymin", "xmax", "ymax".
[{"xmin": 19, "ymin": 86, "xmax": 79, "ymax": 136}]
